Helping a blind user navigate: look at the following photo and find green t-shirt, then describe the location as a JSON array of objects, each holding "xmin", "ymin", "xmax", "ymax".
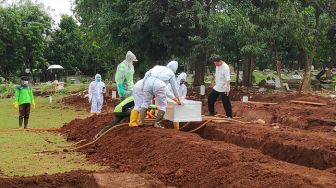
[
  {"xmin": 114, "ymin": 96, "xmax": 134, "ymax": 113},
  {"xmin": 15, "ymin": 85, "xmax": 34, "ymax": 105}
]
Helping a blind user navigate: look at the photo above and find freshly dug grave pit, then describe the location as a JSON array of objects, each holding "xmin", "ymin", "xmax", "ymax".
[
  {"xmin": 230, "ymin": 98, "xmax": 336, "ymax": 132},
  {"xmin": 198, "ymin": 122, "xmax": 336, "ymax": 170},
  {"xmin": 62, "ymin": 122, "xmax": 336, "ymax": 187},
  {"xmin": 0, "ymin": 170, "xmax": 165, "ymax": 188}
]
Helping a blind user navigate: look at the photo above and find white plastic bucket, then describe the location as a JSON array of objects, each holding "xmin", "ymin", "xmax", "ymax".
[{"xmin": 242, "ymin": 96, "xmax": 248, "ymax": 102}]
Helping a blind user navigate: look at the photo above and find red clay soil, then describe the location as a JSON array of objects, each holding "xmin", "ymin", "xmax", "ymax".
[
  {"xmin": 0, "ymin": 171, "xmax": 97, "ymax": 188},
  {"xmin": 61, "ymin": 120, "xmax": 336, "ymax": 187},
  {"xmin": 62, "ymin": 113, "xmax": 116, "ymax": 141},
  {"xmin": 0, "ymin": 170, "xmax": 165, "ymax": 188},
  {"xmin": 199, "ymin": 122, "xmax": 336, "ymax": 170},
  {"xmin": 62, "ymin": 94, "xmax": 120, "ymax": 113},
  {"xmin": 229, "ymin": 97, "xmax": 336, "ymax": 132}
]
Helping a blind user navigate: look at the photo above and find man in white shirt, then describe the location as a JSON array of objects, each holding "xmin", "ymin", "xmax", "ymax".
[{"xmin": 207, "ymin": 55, "xmax": 232, "ymax": 118}]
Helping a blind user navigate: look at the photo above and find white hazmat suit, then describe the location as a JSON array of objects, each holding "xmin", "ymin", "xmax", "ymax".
[
  {"xmin": 142, "ymin": 61, "xmax": 180, "ymax": 112},
  {"xmin": 89, "ymin": 74, "xmax": 106, "ymax": 113},
  {"xmin": 132, "ymin": 79, "xmax": 145, "ymax": 112},
  {"xmin": 138, "ymin": 61, "xmax": 181, "ymax": 128},
  {"xmin": 167, "ymin": 72, "xmax": 187, "ymax": 100}
]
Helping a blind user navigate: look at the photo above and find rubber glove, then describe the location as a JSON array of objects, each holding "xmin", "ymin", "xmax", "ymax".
[
  {"xmin": 88, "ymin": 95, "xmax": 92, "ymax": 103},
  {"xmin": 14, "ymin": 102, "xmax": 19, "ymax": 109},
  {"xmin": 172, "ymin": 98, "xmax": 182, "ymax": 105},
  {"xmin": 32, "ymin": 100, "xmax": 36, "ymax": 109},
  {"xmin": 117, "ymin": 83, "xmax": 125, "ymax": 97}
]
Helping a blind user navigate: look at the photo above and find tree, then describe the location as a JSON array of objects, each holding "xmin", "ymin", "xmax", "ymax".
[
  {"xmin": 0, "ymin": 1, "xmax": 51, "ymax": 79},
  {"xmin": 46, "ymin": 15, "xmax": 85, "ymax": 73}
]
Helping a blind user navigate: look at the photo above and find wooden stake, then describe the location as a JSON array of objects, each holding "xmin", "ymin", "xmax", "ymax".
[{"xmin": 290, "ymin": 100, "xmax": 327, "ymax": 106}]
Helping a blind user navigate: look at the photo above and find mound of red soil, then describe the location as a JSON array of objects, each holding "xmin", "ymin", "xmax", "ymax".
[
  {"xmin": 0, "ymin": 171, "xmax": 96, "ymax": 188},
  {"xmin": 62, "ymin": 121, "xmax": 336, "ymax": 187},
  {"xmin": 0, "ymin": 170, "xmax": 165, "ymax": 188},
  {"xmin": 199, "ymin": 122, "xmax": 336, "ymax": 170},
  {"xmin": 63, "ymin": 113, "xmax": 116, "ymax": 141},
  {"xmin": 62, "ymin": 94, "xmax": 120, "ymax": 113}
]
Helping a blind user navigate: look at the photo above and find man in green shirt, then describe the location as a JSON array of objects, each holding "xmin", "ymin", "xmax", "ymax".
[{"xmin": 14, "ymin": 76, "xmax": 35, "ymax": 129}]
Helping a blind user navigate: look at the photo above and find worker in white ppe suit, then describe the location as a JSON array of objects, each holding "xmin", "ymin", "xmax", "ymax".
[
  {"xmin": 166, "ymin": 72, "xmax": 187, "ymax": 129},
  {"xmin": 139, "ymin": 61, "xmax": 182, "ymax": 128},
  {"xmin": 115, "ymin": 51, "xmax": 138, "ymax": 99},
  {"xmin": 166, "ymin": 72, "xmax": 188, "ymax": 101},
  {"xmin": 89, "ymin": 74, "xmax": 106, "ymax": 114}
]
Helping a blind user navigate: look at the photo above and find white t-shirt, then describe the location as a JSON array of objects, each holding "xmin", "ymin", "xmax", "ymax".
[{"xmin": 213, "ymin": 63, "xmax": 231, "ymax": 92}]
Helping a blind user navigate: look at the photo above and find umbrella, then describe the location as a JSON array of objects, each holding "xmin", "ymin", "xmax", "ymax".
[{"xmin": 48, "ymin": 65, "xmax": 64, "ymax": 70}]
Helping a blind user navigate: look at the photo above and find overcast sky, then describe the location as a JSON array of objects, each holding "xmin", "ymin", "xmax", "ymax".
[{"xmin": 2, "ymin": 0, "xmax": 74, "ymax": 24}]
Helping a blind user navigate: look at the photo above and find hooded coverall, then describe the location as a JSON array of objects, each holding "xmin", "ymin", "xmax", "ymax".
[
  {"xmin": 115, "ymin": 51, "xmax": 137, "ymax": 98},
  {"xmin": 89, "ymin": 74, "xmax": 105, "ymax": 113},
  {"xmin": 167, "ymin": 72, "xmax": 188, "ymax": 100},
  {"xmin": 138, "ymin": 61, "xmax": 180, "ymax": 128}
]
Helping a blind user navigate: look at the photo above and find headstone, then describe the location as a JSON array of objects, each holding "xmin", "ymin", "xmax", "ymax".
[
  {"xmin": 274, "ymin": 75, "xmax": 281, "ymax": 89},
  {"xmin": 258, "ymin": 87, "xmax": 266, "ymax": 92},
  {"xmin": 112, "ymin": 91, "xmax": 117, "ymax": 99},
  {"xmin": 200, "ymin": 85, "xmax": 205, "ymax": 95}
]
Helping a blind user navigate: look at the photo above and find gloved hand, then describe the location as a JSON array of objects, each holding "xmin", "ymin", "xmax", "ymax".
[
  {"xmin": 173, "ymin": 98, "xmax": 182, "ymax": 105},
  {"xmin": 14, "ymin": 102, "xmax": 19, "ymax": 109},
  {"xmin": 117, "ymin": 83, "xmax": 125, "ymax": 97},
  {"xmin": 88, "ymin": 95, "xmax": 92, "ymax": 103},
  {"xmin": 172, "ymin": 97, "xmax": 179, "ymax": 104},
  {"xmin": 32, "ymin": 100, "xmax": 36, "ymax": 109}
]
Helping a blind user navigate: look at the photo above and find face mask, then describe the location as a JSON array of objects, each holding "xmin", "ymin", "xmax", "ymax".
[
  {"xmin": 23, "ymin": 81, "xmax": 28, "ymax": 85},
  {"xmin": 180, "ymin": 80, "xmax": 185, "ymax": 85},
  {"xmin": 95, "ymin": 78, "xmax": 101, "ymax": 82}
]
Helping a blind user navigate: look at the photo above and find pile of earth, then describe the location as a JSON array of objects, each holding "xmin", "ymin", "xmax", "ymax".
[
  {"xmin": 0, "ymin": 170, "xmax": 165, "ymax": 188},
  {"xmin": 62, "ymin": 93, "xmax": 120, "ymax": 113},
  {"xmin": 61, "ymin": 112, "xmax": 336, "ymax": 187}
]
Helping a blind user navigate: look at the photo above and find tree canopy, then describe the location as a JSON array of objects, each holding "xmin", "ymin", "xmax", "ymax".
[{"xmin": 0, "ymin": 0, "xmax": 335, "ymax": 90}]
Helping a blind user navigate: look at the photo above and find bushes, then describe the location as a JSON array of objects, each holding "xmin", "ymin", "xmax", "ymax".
[{"xmin": 0, "ymin": 84, "xmax": 16, "ymax": 98}]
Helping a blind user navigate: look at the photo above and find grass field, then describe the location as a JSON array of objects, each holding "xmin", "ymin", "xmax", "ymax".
[
  {"xmin": 0, "ymin": 95, "xmax": 103, "ymax": 177},
  {"xmin": 0, "ymin": 95, "xmax": 87, "ymax": 129}
]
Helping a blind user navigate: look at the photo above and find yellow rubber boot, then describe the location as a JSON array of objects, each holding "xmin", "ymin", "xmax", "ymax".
[
  {"xmin": 173, "ymin": 122, "xmax": 180, "ymax": 130},
  {"xmin": 129, "ymin": 110, "xmax": 139, "ymax": 127}
]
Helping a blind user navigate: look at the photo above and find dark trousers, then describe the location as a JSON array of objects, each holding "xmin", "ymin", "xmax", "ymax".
[
  {"xmin": 19, "ymin": 103, "xmax": 31, "ymax": 128},
  {"xmin": 97, "ymin": 112, "xmax": 130, "ymax": 135},
  {"xmin": 208, "ymin": 89, "xmax": 232, "ymax": 118}
]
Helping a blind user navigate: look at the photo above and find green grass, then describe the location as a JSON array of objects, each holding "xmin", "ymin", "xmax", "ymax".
[
  {"xmin": 0, "ymin": 96, "xmax": 104, "ymax": 177},
  {"xmin": 0, "ymin": 131, "xmax": 101, "ymax": 177},
  {"xmin": 0, "ymin": 95, "xmax": 87, "ymax": 129}
]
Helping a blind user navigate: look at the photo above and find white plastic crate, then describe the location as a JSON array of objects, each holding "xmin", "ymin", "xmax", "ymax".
[{"xmin": 164, "ymin": 100, "xmax": 202, "ymax": 122}]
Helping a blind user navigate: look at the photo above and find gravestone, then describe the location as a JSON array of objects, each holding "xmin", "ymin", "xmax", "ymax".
[{"xmin": 274, "ymin": 75, "xmax": 281, "ymax": 89}]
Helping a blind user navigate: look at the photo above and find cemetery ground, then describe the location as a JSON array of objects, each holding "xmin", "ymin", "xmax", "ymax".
[{"xmin": 1, "ymin": 83, "xmax": 336, "ymax": 187}]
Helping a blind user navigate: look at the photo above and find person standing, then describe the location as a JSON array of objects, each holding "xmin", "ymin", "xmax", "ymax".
[
  {"xmin": 14, "ymin": 76, "xmax": 35, "ymax": 129},
  {"xmin": 89, "ymin": 74, "xmax": 106, "ymax": 114},
  {"xmin": 207, "ymin": 55, "xmax": 233, "ymax": 118},
  {"xmin": 115, "ymin": 51, "xmax": 138, "ymax": 99}
]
